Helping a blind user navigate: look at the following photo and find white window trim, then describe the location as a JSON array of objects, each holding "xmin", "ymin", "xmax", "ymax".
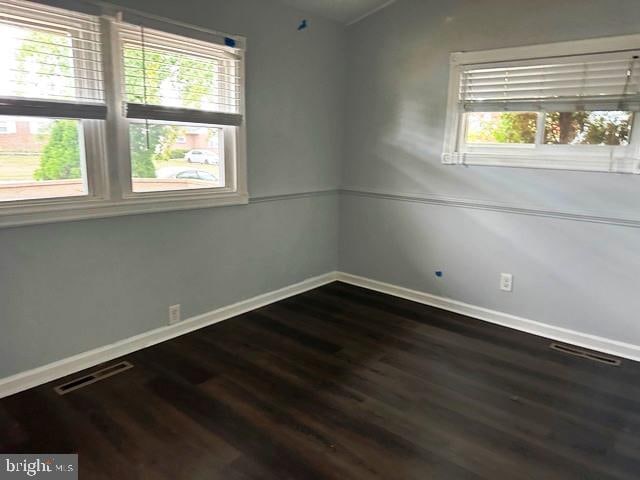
[
  {"xmin": 0, "ymin": 1, "xmax": 248, "ymax": 228},
  {"xmin": 442, "ymin": 33, "xmax": 640, "ymax": 174}
]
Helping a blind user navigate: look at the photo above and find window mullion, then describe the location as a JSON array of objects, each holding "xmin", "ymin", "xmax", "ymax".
[
  {"xmin": 457, "ymin": 111, "xmax": 468, "ymax": 157},
  {"xmin": 74, "ymin": 21, "xmax": 104, "ymax": 200},
  {"xmin": 534, "ymin": 112, "xmax": 545, "ymax": 147},
  {"xmin": 100, "ymin": 16, "xmax": 129, "ymax": 200}
]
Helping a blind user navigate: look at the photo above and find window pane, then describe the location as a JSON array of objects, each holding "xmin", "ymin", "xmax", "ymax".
[
  {"xmin": 465, "ymin": 112, "xmax": 537, "ymax": 144},
  {"xmin": 0, "ymin": 116, "xmax": 87, "ymax": 201},
  {"xmin": 0, "ymin": 19, "xmax": 103, "ymax": 103},
  {"xmin": 122, "ymin": 38, "xmax": 239, "ymax": 113},
  {"xmin": 544, "ymin": 111, "xmax": 633, "ymax": 145},
  {"xmin": 129, "ymin": 121, "xmax": 224, "ymax": 193}
]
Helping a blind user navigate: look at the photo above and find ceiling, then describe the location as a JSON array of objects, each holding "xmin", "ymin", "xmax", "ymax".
[{"xmin": 278, "ymin": 0, "xmax": 395, "ymax": 25}]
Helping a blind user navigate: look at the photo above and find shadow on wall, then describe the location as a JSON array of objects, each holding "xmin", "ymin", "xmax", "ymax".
[{"xmin": 342, "ymin": 193, "xmax": 640, "ymax": 343}]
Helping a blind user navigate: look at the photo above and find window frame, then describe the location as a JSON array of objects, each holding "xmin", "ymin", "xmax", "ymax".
[
  {"xmin": 0, "ymin": 0, "xmax": 109, "ymax": 215},
  {"xmin": 442, "ymin": 34, "xmax": 640, "ymax": 174},
  {"xmin": 0, "ymin": 1, "xmax": 247, "ymax": 227}
]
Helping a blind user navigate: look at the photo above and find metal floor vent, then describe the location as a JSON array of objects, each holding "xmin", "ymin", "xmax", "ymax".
[
  {"xmin": 54, "ymin": 361, "xmax": 134, "ymax": 395},
  {"xmin": 550, "ymin": 343, "xmax": 621, "ymax": 366}
]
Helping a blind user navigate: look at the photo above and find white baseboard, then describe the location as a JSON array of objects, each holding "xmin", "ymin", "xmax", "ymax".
[
  {"xmin": 0, "ymin": 272, "xmax": 339, "ymax": 399},
  {"xmin": 335, "ymin": 272, "xmax": 640, "ymax": 363},
  {"xmin": 3, "ymin": 269, "xmax": 638, "ymax": 399}
]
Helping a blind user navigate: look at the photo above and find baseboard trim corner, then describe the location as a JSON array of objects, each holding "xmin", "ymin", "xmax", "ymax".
[
  {"xmin": 335, "ymin": 271, "xmax": 640, "ymax": 363},
  {"xmin": 0, "ymin": 271, "xmax": 339, "ymax": 400},
  {"xmin": 4, "ymin": 269, "xmax": 637, "ymax": 399}
]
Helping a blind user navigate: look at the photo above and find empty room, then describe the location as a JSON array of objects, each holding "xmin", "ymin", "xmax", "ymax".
[{"xmin": 1, "ymin": 0, "xmax": 640, "ymax": 478}]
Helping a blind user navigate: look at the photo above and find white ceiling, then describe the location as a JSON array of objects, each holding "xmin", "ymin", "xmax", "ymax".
[{"xmin": 278, "ymin": 0, "xmax": 395, "ymax": 25}]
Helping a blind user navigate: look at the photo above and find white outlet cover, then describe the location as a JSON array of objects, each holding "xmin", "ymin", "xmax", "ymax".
[
  {"xmin": 500, "ymin": 273, "xmax": 513, "ymax": 292},
  {"xmin": 169, "ymin": 304, "xmax": 181, "ymax": 325}
]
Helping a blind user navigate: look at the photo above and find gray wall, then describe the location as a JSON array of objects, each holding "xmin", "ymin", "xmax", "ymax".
[
  {"xmin": 0, "ymin": 0, "xmax": 343, "ymax": 378},
  {"xmin": 5, "ymin": 0, "xmax": 640, "ymax": 380},
  {"xmin": 340, "ymin": 0, "xmax": 640, "ymax": 345}
]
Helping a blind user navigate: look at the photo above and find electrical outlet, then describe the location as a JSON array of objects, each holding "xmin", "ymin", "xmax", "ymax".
[
  {"xmin": 500, "ymin": 273, "xmax": 513, "ymax": 292},
  {"xmin": 169, "ymin": 304, "xmax": 181, "ymax": 325}
]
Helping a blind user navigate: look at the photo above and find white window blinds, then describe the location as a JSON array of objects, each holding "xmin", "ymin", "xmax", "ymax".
[
  {"xmin": 0, "ymin": 0, "xmax": 106, "ymax": 119},
  {"xmin": 459, "ymin": 51, "xmax": 640, "ymax": 112},
  {"xmin": 119, "ymin": 20, "xmax": 243, "ymax": 127}
]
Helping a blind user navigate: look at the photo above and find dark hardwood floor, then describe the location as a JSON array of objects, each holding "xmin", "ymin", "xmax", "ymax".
[{"xmin": 2, "ymin": 281, "xmax": 640, "ymax": 479}]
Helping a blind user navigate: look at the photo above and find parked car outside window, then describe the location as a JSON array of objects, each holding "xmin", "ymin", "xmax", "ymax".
[{"xmin": 185, "ymin": 149, "xmax": 219, "ymax": 164}]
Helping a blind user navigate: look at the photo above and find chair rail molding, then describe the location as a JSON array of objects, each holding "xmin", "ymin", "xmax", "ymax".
[{"xmin": 339, "ymin": 186, "xmax": 640, "ymax": 228}]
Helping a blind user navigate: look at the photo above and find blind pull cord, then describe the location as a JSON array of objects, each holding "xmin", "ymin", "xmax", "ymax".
[
  {"xmin": 140, "ymin": 22, "xmax": 150, "ymax": 150},
  {"xmin": 618, "ymin": 55, "xmax": 638, "ymax": 111}
]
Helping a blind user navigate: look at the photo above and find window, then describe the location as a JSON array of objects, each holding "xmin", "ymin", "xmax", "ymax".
[
  {"xmin": 0, "ymin": 116, "xmax": 88, "ymax": 201},
  {"xmin": 118, "ymin": 20, "xmax": 242, "ymax": 196},
  {"xmin": 0, "ymin": 0, "xmax": 246, "ymax": 227},
  {"xmin": 0, "ymin": 0, "xmax": 105, "ymax": 202},
  {"xmin": 129, "ymin": 122, "xmax": 224, "ymax": 191},
  {"xmin": 443, "ymin": 35, "xmax": 640, "ymax": 173}
]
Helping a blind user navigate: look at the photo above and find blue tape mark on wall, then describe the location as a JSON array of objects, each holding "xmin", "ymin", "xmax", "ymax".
[
  {"xmin": 298, "ymin": 19, "xmax": 308, "ymax": 31},
  {"xmin": 224, "ymin": 37, "xmax": 236, "ymax": 47}
]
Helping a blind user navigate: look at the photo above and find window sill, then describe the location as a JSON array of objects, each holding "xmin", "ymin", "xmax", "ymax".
[
  {"xmin": 0, "ymin": 192, "xmax": 249, "ymax": 228},
  {"xmin": 442, "ymin": 152, "xmax": 640, "ymax": 174}
]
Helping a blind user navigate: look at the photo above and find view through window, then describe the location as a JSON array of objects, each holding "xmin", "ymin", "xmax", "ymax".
[
  {"xmin": 0, "ymin": 0, "xmax": 246, "ymax": 224},
  {"xmin": 0, "ymin": 116, "xmax": 86, "ymax": 201},
  {"xmin": 447, "ymin": 45, "xmax": 640, "ymax": 172},
  {"xmin": 0, "ymin": 10, "xmax": 100, "ymax": 201},
  {"xmin": 129, "ymin": 122, "xmax": 224, "ymax": 192},
  {"xmin": 465, "ymin": 111, "xmax": 633, "ymax": 146},
  {"xmin": 122, "ymin": 25, "xmax": 238, "ymax": 193}
]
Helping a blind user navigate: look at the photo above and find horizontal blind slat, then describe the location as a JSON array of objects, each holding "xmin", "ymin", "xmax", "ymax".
[
  {"xmin": 0, "ymin": 97, "xmax": 106, "ymax": 118},
  {"xmin": 125, "ymin": 92, "xmax": 240, "ymax": 103},
  {"xmin": 14, "ymin": 48, "xmax": 103, "ymax": 64},
  {"xmin": 122, "ymin": 59, "xmax": 240, "ymax": 79},
  {"xmin": 466, "ymin": 59, "xmax": 632, "ymax": 75},
  {"xmin": 0, "ymin": 15, "xmax": 100, "ymax": 37},
  {"xmin": 17, "ymin": 39, "xmax": 102, "ymax": 55},
  {"xmin": 466, "ymin": 65, "xmax": 632, "ymax": 80},
  {"xmin": 120, "ymin": 11, "xmax": 237, "ymax": 52},
  {"xmin": 0, "ymin": 0, "xmax": 105, "ymax": 110},
  {"xmin": 466, "ymin": 74, "xmax": 635, "ymax": 87},
  {"xmin": 121, "ymin": 34, "xmax": 238, "ymax": 60},
  {"xmin": 9, "ymin": 80, "xmax": 105, "ymax": 93},
  {"xmin": 0, "ymin": 0, "xmax": 99, "ymax": 24},
  {"xmin": 125, "ymin": 103, "xmax": 242, "ymax": 126},
  {"xmin": 459, "ymin": 50, "xmax": 640, "ymax": 111},
  {"xmin": 463, "ymin": 102, "xmax": 640, "ymax": 112},
  {"xmin": 120, "ymin": 22, "xmax": 242, "ymax": 118},
  {"xmin": 9, "ymin": 69, "xmax": 104, "ymax": 83},
  {"xmin": 465, "ymin": 84, "xmax": 639, "ymax": 96}
]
